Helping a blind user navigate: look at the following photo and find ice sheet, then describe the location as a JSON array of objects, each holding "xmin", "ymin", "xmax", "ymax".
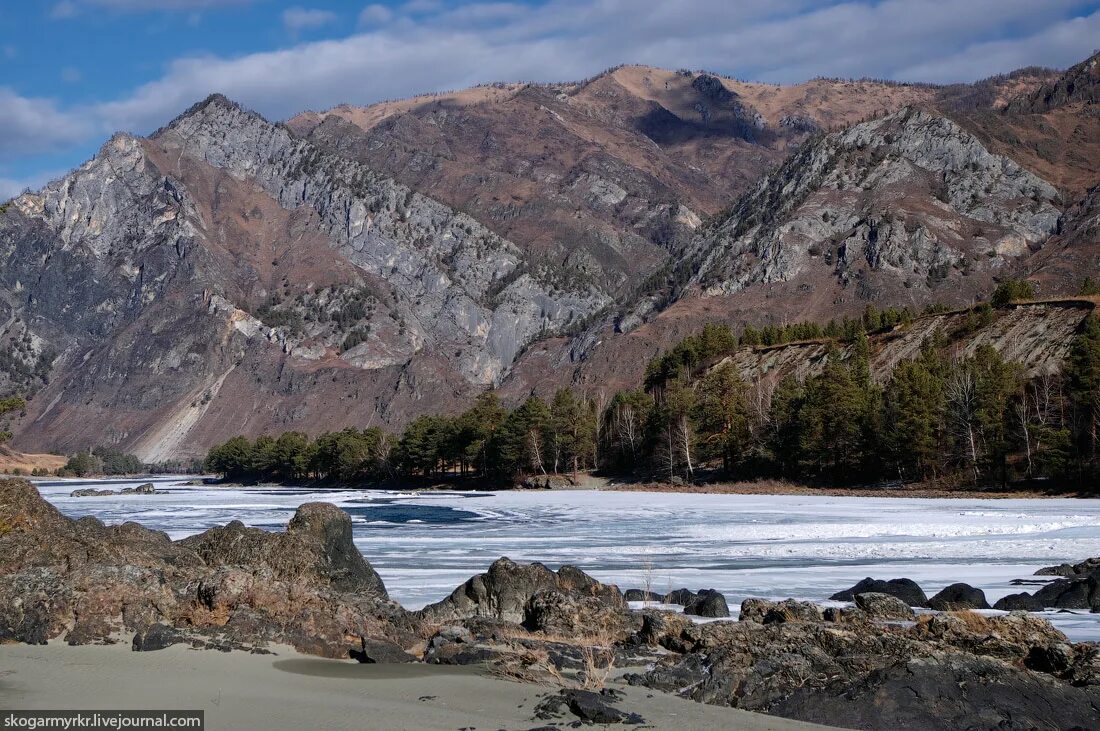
[{"xmin": 32, "ymin": 478, "xmax": 1100, "ymax": 640}]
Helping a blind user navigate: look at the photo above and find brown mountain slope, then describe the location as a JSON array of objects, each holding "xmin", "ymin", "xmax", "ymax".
[
  {"xmin": 287, "ymin": 67, "xmax": 947, "ymax": 296},
  {"xmin": 502, "ymin": 61, "xmax": 1095, "ymax": 401},
  {"xmin": 0, "ymin": 61, "xmax": 1092, "ymax": 460}
]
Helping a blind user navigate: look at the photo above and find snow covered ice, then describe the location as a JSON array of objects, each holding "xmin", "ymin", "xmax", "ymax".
[{"xmin": 34, "ymin": 477, "xmax": 1100, "ymax": 640}]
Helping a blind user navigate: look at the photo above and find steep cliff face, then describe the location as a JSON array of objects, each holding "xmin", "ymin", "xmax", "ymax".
[
  {"xmin": 2, "ymin": 97, "xmax": 607, "ymax": 459},
  {"xmin": 288, "ymin": 67, "xmax": 946, "ymax": 297},
  {"xmin": 721, "ymin": 302, "xmax": 1092, "ymax": 388},
  {"xmin": 501, "ymin": 102, "xmax": 1076, "ymax": 400},
  {"xmin": 684, "ymin": 107, "xmax": 1060, "ymax": 300}
]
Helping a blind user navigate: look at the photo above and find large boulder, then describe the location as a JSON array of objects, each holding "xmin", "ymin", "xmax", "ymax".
[
  {"xmin": 854, "ymin": 592, "xmax": 915, "ymax": 621},
  {"xmin": 664, "ymin": 588, "xmax": 698, "ymax": 606},
  {"xmin": 418, "ymin": 557, "xmax": 621, "ymax": 624},
  {"xmin": 0, "ymin": 479, "xmax": 414, "ymax": 658},
  {"xmin": 1036, "ymin": 557, "xmax": 1100, "ymax": 578},
  {"xmin": 623, "ymin": 589, "xmax": 663, "ymax": 602},
  {"xmin": 830, "ymin": 577, "xmax": 929, "ymax": 607},
  {"xmin": 993, "ymin": 576, "xmax": 1100, "ymax": 612},
  {"xmin": 928, "ymin": 583, "xmax": 990, "ymax": 611},
  {"xmin": 738, "ymin": 599, "xmax": 822, "ymax": 624},
  {"xmin": 180, "ymin": 502, "xmax": 386, "ymax": 597},
  {"xmin": 994, "ymin": 592, "xmax": 1047, "ymax": 611},
  {"xmin": 684, "ymin": 589, "xmax": 730, "ymax": 618}
]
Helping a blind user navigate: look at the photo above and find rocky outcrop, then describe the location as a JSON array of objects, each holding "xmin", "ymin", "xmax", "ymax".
[
  {"xmin": 683, "ymin": 589, "xmax": 730, "ymax": 618},
  {"xmin": 929, "ymin": 583, "xmax": 990, "ymax": 610},
  {"xmin": 683, "ymin": 106, "xmax": 1060, "ymax": 300},
  {"xmin": 418, "ymin": 557, "xmax": 622, "ymax": 626},
  {"xmin": 994, "ymin": 575, "xmax": 1100, "ymax": 612},
  {"xmin": 628, "ymin": 605, "xmax": 1100, "ymax": 730},
  {"xmin": 1037, "ymin": 556, "xmax": 1100, "ymax": 578},
  {"xmin": 0, "ymin": 479, "xmax": 414, "ymax": 657},
  {"xmin": 853, "ymin": 592, "xmax": 915, "ymax": 620},
  {"xmin": 71, "ymin": 483, "xmax": 158, "ymax": 498},
  {"xmin": 829, "ymin": 577, "xmax": 929, "ymax": 607}
]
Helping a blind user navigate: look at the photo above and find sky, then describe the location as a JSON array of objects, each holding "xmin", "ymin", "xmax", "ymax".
[{"xmin": 1, "ymin": 0, "xmax": 1099, "ymax": 199}]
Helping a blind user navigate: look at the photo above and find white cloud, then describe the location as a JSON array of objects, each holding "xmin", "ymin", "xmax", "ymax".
[
  {"xmin": 282, "ymin": 6, "xmax": 337, "ymax": 35},
  {"xmin": 0, "ymin": 89, "xmax": 89, "ymax": 156},
  {"xmin": 358, "ymin": 4, "xmax": 393, "ymax": 27},
  {"xmin": 50, "ymin": 0, "xmax": 251, "ymax": 16},
  {"xmin": 10, "ymin": 0, "xmax": 1100, "ymax": 179}
]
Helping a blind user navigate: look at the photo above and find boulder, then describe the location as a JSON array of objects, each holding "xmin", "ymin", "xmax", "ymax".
[
  {"xmin": 830, "ymin": 577, "xmax": 929, "ymax": 607},
  {"xmin": 534, "ymin": 689, "xmax": 643, "ymax": 725},
  {"xmin": 928, "ymin": 583, "xmax": 990, "ymax": 610},
  {"xmin": 132, "ymin": 623, "xmax": 184, "ymax": 652},
  {"xmin": 70, "ymin": 488, "xmax": 115, "ymax": 497},
  {"xmin": 418, "ymin": 558, "xmax": 621, "ymax": 624},
  {"xmin": 997, "ymin": 576, "xmax": 1100, "ymax": 612},
  {"xmin": 684, "ymin": 589, "xmax": 730, "ymax": 618},
  {"xmin": 994, "ymin": 592, "xmax": 1047, "ymax": 611},
  {"xmin": 180, "ymin": 502, "xmax": 387, "ymax": 597},
  {"xmin": 1036, "ymin": 557, "xmax": 1100, "ymax": 578},
  {"xmin": 0, "ymin": 479, "xmax": 413, "ymax": 658},
  {"xmin": 854, "ymin": 592, "xmax": 916, "ymax": 621},
  {"xmin": 739, "ymin": 598, "xmax": 822, "ymax": 624},
  {"xmin": 525, "ymin": 589, "xmax": 636, "ymax": 637},
  {"xmin": 349, "ymin": 637, "xmax": 417, "ymax": 664},
  {"xmin": 623, "ymin": 589, "xmax": 663, "ymax": 602},
  {"xmin": 664, "ymin": 588, "xmax": 698, "ymax": 606}
]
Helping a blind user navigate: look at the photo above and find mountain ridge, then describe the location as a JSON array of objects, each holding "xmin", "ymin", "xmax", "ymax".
[{"xmin": 1, "ymin": 56, "xmax": 1096, "ymax": 460}]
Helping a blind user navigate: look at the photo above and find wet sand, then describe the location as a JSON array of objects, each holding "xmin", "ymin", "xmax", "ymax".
[{"xmin": 0, "ymin": 642, "xmax": 837, "ymax": 730}]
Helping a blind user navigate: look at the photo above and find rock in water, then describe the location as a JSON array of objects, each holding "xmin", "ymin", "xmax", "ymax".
[
  {"xmin": 663, "ymin": 588, "xmax": 698, "ymax": 606},
  {"xmin": 830, "ymin": 577, "xmax": 929, "ymax": 607},
  {"xmin": 623, "ymin": 589, "xmax": 663, "ymax": 602},
  {"xmin": 929, "ymin": 583, "xmax": 990, "ymax": 610},
  {"xmin": 684, "ymin": 589, "xmax": 730, "ymax": 618},
  {"xmin": 994, "ymin": 593, "xmax": 1046, "ymax": 611}
]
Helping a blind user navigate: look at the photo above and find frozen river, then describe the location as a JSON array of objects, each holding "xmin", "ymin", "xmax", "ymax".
[{"xmin": 32, "ymin": 476, "xmax": 1100, "ymax": 640}]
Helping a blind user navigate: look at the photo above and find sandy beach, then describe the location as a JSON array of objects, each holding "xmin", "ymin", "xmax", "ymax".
[{"xmin": 0, "ymin": 642, "xmax": 837, "ymax": 731}]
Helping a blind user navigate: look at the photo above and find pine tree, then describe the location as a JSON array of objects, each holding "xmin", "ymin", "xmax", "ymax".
[{"xmin": 694, "ymin": 362, "xmax": 750, "ymax": 474}]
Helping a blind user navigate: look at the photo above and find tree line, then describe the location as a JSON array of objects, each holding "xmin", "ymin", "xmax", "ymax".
[{"xmin": 205, "ymin": 292, "xmax": 1100, "ymax": 489}]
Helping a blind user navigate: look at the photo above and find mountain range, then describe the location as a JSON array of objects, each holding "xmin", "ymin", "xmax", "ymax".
[{"xmin": 2, "ymin": 52, "xmax": 1098, "ymax": 460}]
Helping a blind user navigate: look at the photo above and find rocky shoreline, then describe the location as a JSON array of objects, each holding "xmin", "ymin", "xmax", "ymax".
[{"xmin": 3, "ymin": 477, "xmax": 1100, "ymax": 729}]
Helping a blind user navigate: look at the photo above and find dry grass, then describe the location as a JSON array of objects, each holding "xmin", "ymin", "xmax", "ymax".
[{"xmin": 916, "ymin": 610, "xmax": 995, "ymax": 634}]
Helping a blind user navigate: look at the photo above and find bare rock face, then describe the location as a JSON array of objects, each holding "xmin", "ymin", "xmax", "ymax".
[
  {"xmin": 629, "ymin": 606, "xmax": 1100, "ymax": 730},
  {"xmin": 180, "ymin": 501, "xmax": 386, "ymax": 596},
  {"xmin": 0, "ymin": 479, "xmax": 414, "ymax": 658},
  {"xmin": 683, "ymin": 107, "xmax": 1060, "ymax": 301},
  {"xmin": 418, "ymin": 557, "xmax": 622, "ymax": 625}
]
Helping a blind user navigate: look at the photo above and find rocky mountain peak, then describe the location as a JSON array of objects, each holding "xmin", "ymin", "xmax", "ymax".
[{"xmin": 681, "ymin": 105, "xmax": 1060, "ymax": 299}]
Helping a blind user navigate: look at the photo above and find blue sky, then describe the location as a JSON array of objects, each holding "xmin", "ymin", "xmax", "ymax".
[{"xmin": 2, "ymin": 0, "xmax": 1099, "ymax": 199}]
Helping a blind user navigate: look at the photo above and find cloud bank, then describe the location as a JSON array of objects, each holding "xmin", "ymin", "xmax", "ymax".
[{"xmin": 5, "ymin": 0, "xmax": 1100, "ymax": 193}]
